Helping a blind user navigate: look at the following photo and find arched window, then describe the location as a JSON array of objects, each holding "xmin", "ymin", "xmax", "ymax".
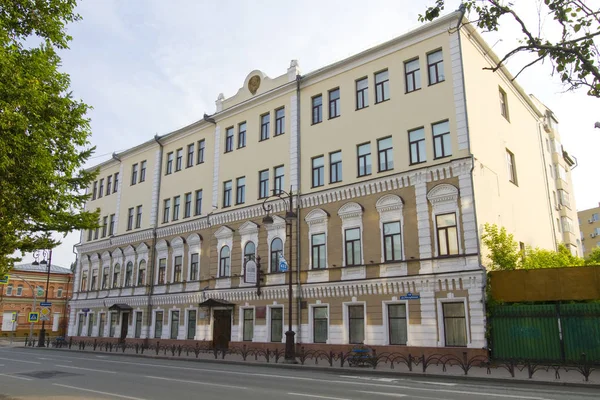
[
  {"xmin": 219, "ymin": 246, "xmax": 231, "ymax": 277},
  {"xmin": 16, "ymin": 285, "xmax": 23, "ymax": 296},
  {"xmin": 112, "ymin": 264, "xmax": 120, "ymax": 288},
  {"xmin": 57, "ymin": 287, "xmax": 63, "ymax": 298},
  {"xmin": 6, "ymin": 284, "xmax": 13, "ymax": 296},
  {"xmin": 125, "ymin": 262, "xmax": 133, "ymax": 287},
  {"xmin": 80, "ymin": 271, "xmax": 88, "ymax": 291},
  {"xmin": 244, "ymin": 242, "xmax": 256, "ymax": 263},
  {"xmin": 102, "ymin": 267, "xmax": 109, "ymax": 289},
  {"xmin": 137, "ymin": 260, "xmax": 146, "ymax": 286},
  {"xmin": 270, "ymin": 238, "xmax": 283, "ymax": 272}
]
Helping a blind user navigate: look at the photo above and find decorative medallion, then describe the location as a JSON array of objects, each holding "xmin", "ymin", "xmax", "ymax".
[{"xmin": 248, "ymin": 75, "xmax": 261, "ymax": 95}]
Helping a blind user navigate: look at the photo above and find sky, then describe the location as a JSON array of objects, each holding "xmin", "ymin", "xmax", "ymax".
[{"xmin": 18, "ymin": 0, "xmax": 600, "ymax": 268}]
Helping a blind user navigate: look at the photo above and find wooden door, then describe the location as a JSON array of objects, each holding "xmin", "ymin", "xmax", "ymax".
[{"xmin": 212, "ymin": 310, "xmax": 231, "ymax": 349}]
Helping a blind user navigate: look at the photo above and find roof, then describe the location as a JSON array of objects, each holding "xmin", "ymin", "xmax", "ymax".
[{"xmin": 13, "ymin": 262, "xmax": 72, "ymax": 275}]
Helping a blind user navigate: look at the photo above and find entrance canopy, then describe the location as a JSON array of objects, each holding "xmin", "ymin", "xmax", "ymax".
[
  {"xmin": 108, "ymin": 304, "xmax": 133, "ymax": 311},
  {"xmin": 199, "ymin": 298, "xmax": 234, "ymax": 310}
]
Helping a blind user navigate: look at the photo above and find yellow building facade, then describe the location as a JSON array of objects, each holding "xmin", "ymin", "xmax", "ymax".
[
  {"xmin": 578, "ymin": 204, "xmax": 600, "ymax": 258},
  {"xmin": 69, "ymin": 12, "xmax": 579, "ymax": 355}
]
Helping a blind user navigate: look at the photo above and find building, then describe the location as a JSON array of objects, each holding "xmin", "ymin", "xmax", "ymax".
[
  {"xmin": 68, "ymin": 10, "xmax": 579, "ymax": 356},
  {"xmin": 578, "ymin": 204, "xmax": 600, "ymax": 258},
  {"xmin": 1, "ymin": 263, "xmax": 73, "ymax": 338}
]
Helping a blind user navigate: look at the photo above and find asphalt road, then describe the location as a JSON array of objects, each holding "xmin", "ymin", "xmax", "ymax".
[{"xmin": 0, "ymin": 347, "xmax": 597, "ymax": 400}]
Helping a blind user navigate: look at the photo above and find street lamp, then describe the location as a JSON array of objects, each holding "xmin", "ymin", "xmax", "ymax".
[
  {"xmin": 33, "ymin": 249, "xmax": 52, "ymax": 347},
  {"xmin": 262, "ymin": 187, "xmax": 297, "ymax": 363}
]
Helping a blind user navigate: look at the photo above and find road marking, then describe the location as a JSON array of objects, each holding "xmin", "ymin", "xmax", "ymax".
[
  {"xmin": 38, "ymin": 357, "xmax": 72, "ymax": 362},
  {"xmin": 0, "ymin": 373, "xmax": 32, "ymax": 381},
  {"xmin": 56, "ymin": 364, "xmax": 116, "ymax": 374},
  {"xmin": 53, "ymin": 383, "xmax": 148, "ymax": 399},
  {"xmin": 358, "ymin": 392, "xmax": 408, "ymax": 397},
  {"xmin": 288, "ymin": 394, "xmax": 351, "ymax": 400},
  {"xmin": 146, "ymin": 375, "xmax": 247, "ymax": 389},
  {"xmin": 340, "ymin": 375, "xmax": 457, "ymax": 386},
  {"xmin": 0, "ymin": 357, "xmax": 40, "ymax": 364}
]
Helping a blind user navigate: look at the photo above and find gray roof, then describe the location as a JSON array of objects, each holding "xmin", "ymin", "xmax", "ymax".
[{"xmin": 13, "ymin": 262, "xmax": 72, "ymax": 275}]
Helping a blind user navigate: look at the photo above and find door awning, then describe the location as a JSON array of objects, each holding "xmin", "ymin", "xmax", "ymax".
[
  {"xmin": 108, "ymin": 303, "xmax": 133, "ymax": 311},
  {"xmin": 198, "ymin": 298, "xmax": 234, "ymax": 309}
]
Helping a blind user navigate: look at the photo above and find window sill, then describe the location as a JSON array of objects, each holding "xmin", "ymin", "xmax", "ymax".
[
  {"xmin": 222, "ymin": 205, "xmax": 231, "ymax": 209},
  {"xmin": 357, "ymin": 173, "xmax": 372, "ymax": 178},
  {"xmin": 355, "ymin": 106, "xmax": 369, "ymax": 111},
  {"xmin": 509, "ymin": 180, "xmax": 519, "ymax": 187},
  {"xmin": 196, "ymin": 161, "xmax": 204, "ymax": 165},
  {"xmin": 275, "ymin": 132, "xmax": 285, "ymax": 137},
  {"xmin": 428, "ymin": 79, "xmax": 445, "ymax": 87},
  {"xmin": 311, "ymin": 184, "xmax": 324, "ymax": 189},
  {"xmin": 409, "ymin": 160, "xmax": 427, "ymax": 166},
  {"xmin": 375, "ymin": 98, "xmax": 390, "ymax": 105},
  {"xmin": 224, "ymin": 150, "xmax": 233, "ymax": 154},
  {"xmin": 237, "ymin": 145, "xmax": 246, "ymax": 149},
  {"xmin": 378, "ymin": 168, "xmax": 394, "ymax": 173},
  {"xmin": 405, "ymin": 88, "xmax": 422, "ymax": 94},
  {"xmin": 235, "ymin": 202, "xmax": 245, "ymax": 206},
  {"xmin": 259, "ymin": 137, "xmax": 270, "ymax": 142},
  {"xmin": 433, "ymin": 155, "xmax": 452, "ymax": 160},
  {"xmin": 311, "ymin": 121, "xmax": 322, "ymax": 126},
  {"xmin": 329, "ymin": 115, "xmax": 340, "ymax": 120}
]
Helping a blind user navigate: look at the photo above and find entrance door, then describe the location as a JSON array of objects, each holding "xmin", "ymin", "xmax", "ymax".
[
  {"xmin": 120, "ymin": 312, "xmax": 129, "ymax": 341},
  {"xmin": 212, "ymin": 310, "xmax": 232, "ymax": 349}
]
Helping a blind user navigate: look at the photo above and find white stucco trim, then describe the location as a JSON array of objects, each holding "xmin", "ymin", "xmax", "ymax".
[
  {"xmin": 342, "ymin": 300, "xmax": 367, "ymax": 345},
  {"xmin": 376, "ymin": 194, "xmax": 405, "ymax": 263},
  {"xmin": 436, "ymin": 296, "xmax": 471, "ymax": 348},
  {"xmin": 266, "ymin": 303, "xmax": 285, "ymax": 343},
  {"xmin": 239, "ymin": 221, "xmax": 259, "ymax": 281},
  {"xmin": 184, "ymin": 306, "xmax": 199, "ymax": 340},
  {"xmin": 381, "ymin": 299, "xmax": 410, "ymax": 346},
  {"xmin": 150, "ymin": 148, "xmax": 161, "ymax": 227},
  {"xmin": 238, "ymin": 306, "xmax": 256, "ymax": 342},
  {"xmin": 214, "ymin": 226, "xmax": 234, "ymax": 278},
  {"xmin": 449, "ymin": 31, "xmax": 468, "ymax": 151},
  {"xmin": 187, "ymin": 233, "xmax": 202, "ymax": 281},
  {"xmin": 154, "ymin": 239, "xmax": 169, "ymax": 284},
  {"xmin": 170, "ymin": 236, "xmax": 185, "ymax": 283},
  {"xmin": 305, "ymin": 208, "xmax": 329, "ymax": 269},
  {"xmin": 338, "ymin": 202, "xmax": 364, "ymax": 267},
  {"xmin": 266, "ymin": 216, "xmax": 286, "ymax": 273},
  {"xmin": 427, "ymin": 183, "xmax": 463, "ymax": 257},
  {"xmin": 212, "ymin": 126, "xmax": 221, "ymax": 208},
  {"xmin": 308, "ymin": 301, "xmax": 330, "ymax": 344}
]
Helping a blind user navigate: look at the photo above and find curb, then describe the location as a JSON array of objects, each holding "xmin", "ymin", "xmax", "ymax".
[{"xmin": 23, "ymin": 346, "xmax": 600, "ymax": 390}]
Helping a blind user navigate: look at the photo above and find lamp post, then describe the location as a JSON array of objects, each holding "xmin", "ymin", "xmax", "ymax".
[
  {"xmin": 34, "ymin": 249, "xmax": 52, "ymax": 347},
  {"xmin": 262, "ymin": 187, "xmax": 297, "ymax": 362}
]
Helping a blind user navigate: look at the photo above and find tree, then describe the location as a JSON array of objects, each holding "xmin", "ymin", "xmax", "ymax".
[
  {"xmin": 584, "ymin": 247, "xmax": 600, "ymax": 265},
  {"xmin": 521, "ymin": 243, "xmax": 585, "ymax": 269},
  {"xmin": 481, "ymin": 223, "xmax": 521, "ymax": 270},
  {"xmin": 0, "ymin": 0, "xmax": 98, "ymax": 275},
  {"xmin": 420, "ymin": 1, "xmax": 600, "ymax": 97}
]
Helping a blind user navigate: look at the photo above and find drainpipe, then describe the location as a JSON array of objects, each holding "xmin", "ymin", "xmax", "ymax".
[
  {"xmin": 537, "ymin": 122, "xmax": 559, "ymax": 250},
  {"xmin": 294, "ymin": 75, "xmax": 303, "ymax": 343},
  {"xmin": 145, "ymin": 134, "xmax": 163, "ymax": 345}
]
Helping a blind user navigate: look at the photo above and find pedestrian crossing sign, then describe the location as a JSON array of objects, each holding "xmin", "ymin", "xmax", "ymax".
[{"xmin": 28, "ymin": 312, "xmax": 39, "ymax": 323}]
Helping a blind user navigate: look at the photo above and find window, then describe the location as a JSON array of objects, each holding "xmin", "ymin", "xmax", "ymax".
[
  {"xmin": 112, "ymin": 264, "xmax": 120, "ymax": 288},
  {"xmin": 312, "ymin": 95, "xmax": 322, "ymax": 124},
  {"xmin": 106, "ymin": 175, "xmax": 112, "ymax": 195},
  {"xmin": 238, "ymin": 122, "xmax": 247, "ymax": 148},
  {"xmin": 91, "ymin": 270, "xmax": 97, "ymax": 290},
  {"xmin": 98, "ymin": 179, "xmax": 104, "ymax": 198},
  {"xmin": 244, "ymin": 242, "xmax": 255, "ymax": 263},
  {"xmin": 345, "ymin": 228, "xmax": 362, "ymax": 266},
  {"xmin": 559, "ymin": 189, "xmax": 570, "ymax": 208},
  {"xmin": 562, "ymin": 216, "xmax": 573, "ymax": 233},
  {"xmin": 138, "ymin": 160, "xmax": 146, "ymax": 182},
  {"xmin": 5, "ymin": 284, "xmax": 13, "ymax": 296},
  {"xmin": 184, "ymin": 193, "xmax": 192, "ymax": 218},
  {"xmin": 259, "ymin": 170, "xmax": 269, "ymax": 199},
  {"xmin": 223, "ymin": 180, "xmax": 232, "ymax": 208},
  {"xmin": 377, "ymin": 137, "xmax": 393, "ymax": 172},
  {"xmin": 57, "ymin": 287, "xmax": 63, "ymax": 297},
  {"xmin": 137, "ymin": 260, "xmax": 146, "ymax": 286},
  {"xmin": 187, "ymin": 144, "xmax": 194, "ymax": 167},
  {"xmin": 348, "ymin": 305, "xmax": 365, "ymax": 344},
  {"xmin": 260, "ymin": 113, "xmax": 270, "ymax": 141},
  {"xmin": 154, "ymin": 311, "xmax": 163, "ymax": 339},
  {"xmin": 275, "ymin": 107, "xmax": 285, "ymax": 135},
  {"xmin": 329, "ymin": 88, "xmax": 340, "ymax": 118},
  {"xmin": 383, "ymin": 221, "xmax": 402, "ymax": 261},
  {"xmin": 236, "ymin": 177, "xmax": 246, "ymax": 204},
  {"xmin": 163, "ymin": 199, "xmax": 170, "ymax": 223},
  {"xmin": 101, "ymin": 216, "xmax": 108, "ymax": 237},
  {"xmin": 170, "ymin": 310, "xmax": 179, "ymax": 339},
  {"xmin": 175, "ymin": 148, "xmax": 183, "ymax": 171},
  {"xmin": 593, "ymin": 213, "xmax": 599, "ymax": 222},
  {"xmin": 81, "ymin": 271, "xmax": 88, "ymax": 291},
  {"xmin": 197, "ymin": 139, "xmax": 205, "ymax": 164},
  {"xmin": 87, "ymin": 314, "xmax": 93, "ymax": 336},
  {"xmin": 274, "ymin": 166, "xmax": 284, "ymax": 194},
  {"xmin": 375, "ymin": 70, "xmax": 390, "ymax": 103},
  {"xmin": 101, "ymin": 268, "xmax": 109, "ymax": 290},
  {"xmin": 329, "ymin": 151, "xmax": 342, "ymax": 183},
  {"xmin": 243, "ymin": 309, "xmax": 254, "ymax": 341},
  {"xmin": 98, "ymin": 313, "xmax": 105, "ymax": 337},
  {"xmin": 158, "ymin": 258, "xmax": 166, "ymax": 284},
  {"xmin": 311, "ymin": 233, "xmax": 326, "ymax": 269},
  {"xmin": 166, "ymin": 152, "xmax": 173, "ymax": 174},
  {"xmin": 437, "ymin": 213, "xmax": 459, "ymax": 256},
  {"xmin": 187, "ymin": 310, "xmax": 197, "ymax": 340},
  {"xmin": 313, "ymin": 307, "xmax": 328, "ymax": 343},
  {"xmin": 443, "ymin": 302, "xmax": 467, "ymax": 347},
  {"xmin": 113, "ymin": 173, "xmax": 119, "ymax": 193},
  {"xmin": 219, "ymin": 246, "xmax": 230, "ymax": 277},
  {"xmin": 270, "ymin": 308, "xmax": 283, "ymax": 342},
  {"xmin": 88, "ymin": 229, "xmax": 93, "ymax": 242},
  {"xmin": 405, "ymin": 59, "xmax": 421, "ymax": 93},
  {"xmin": 127, "ymin": 208, "xmax": 134, "ymax": 231},
  {"xmin": 94, "ymin": 226, "xmax": 99, "ymax": 240},
  {"xmin": 125, "ymin": 262, "xmax": 133, "ymax": 287},
  {"xmin": 357, "ymin": 143, "xmax": 371, "ymax": 177},
  {"xmin": 427, "ymin": 50, "xmax": 445, "ymax": 85},
  {"xmin": 194, "ymin": 190, "xmax": 203, "ymax": 216},
  {"xmin": 135, "ymin": 205, "xmax": 142, "ymax": 229},
  {"xmin": 506, "ymin": 149, "xmax": 517, "ymax": 185},
  {"xmin": 173, "ymin": 255, "xmax": 182, "ymax": 283},
  {"xmin": 131, "ymin": 164, "xmax": 138, "ymax": 185},
  {"xmin": 356, "ymin": 77, "xmax": 368, "ymax": 109},
  {"xmin": 409, "ymin": 127, "xmax": 426, "ymax": 164},
  {"xmin": 109, "ymin": 313, "xmax": 117, "ymax": 338},
  {"xmin": 499, "ymin": 88, "xmax": 509, "ymax": 120},
  {"xmin": 189, "ymin": 253, "xmax": 199, "ymax": 281},
  {"xmin": 225, "ymin": 127, "xmax": 234, "ymax": 153},
  {"xmin": 270, "ymin": 238, "xmax": 283, "ymax": 272},
  {"xmin": 312, "ymin": 156, "xmax": 324, "ymax": 187},
  {"xmin": 92, "ymin": 181, "xmax": 97, "ymax": 200},
  {"xmin": 388, "ymin": 304, "xmax": 407, "ymax": 345},
  {"xmin": 109, "ymin": 214, "xmax": 115, "ymax": 235},
  {"xmin": 173, "ymin": 196, "xmax": 180, "ymax": 221},
  {"xmin": 135, "ymin": 312, "xmax": 143, "ymax": 338},
  {"xmin": 433, "ymin": 121, "xmax": 451, "ymax": 159}
]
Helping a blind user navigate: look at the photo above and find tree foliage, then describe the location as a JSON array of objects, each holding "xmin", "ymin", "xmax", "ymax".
[
  {"xmin": 420, "ymin": 0, "xmax": 600, "ymax": 97},
  {"xmin": 0, "ymin": 0, "xmax": 98, "ymax": 274},
  {"xmin": 584, "ymin": 247, "xmax": 600, "ymax": 265},
  {"xmin": 480, "ymin": 223, "xmax": 521, "ymax": 270}
]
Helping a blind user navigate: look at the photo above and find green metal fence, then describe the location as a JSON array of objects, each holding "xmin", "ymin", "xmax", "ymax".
[{"xmin": 490, "ymin": 303, "xmax": 600, "ymax": 362}]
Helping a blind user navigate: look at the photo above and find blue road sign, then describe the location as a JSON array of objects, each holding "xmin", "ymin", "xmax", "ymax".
[
  {"xmin": 279, "ymin": 259, "xmax": 288, "ymax": 272},
  {"xmin": 40, "ymin": 302, "xmax": 52, "ymax": 307},
  {"xmin": 400, "ymin": 292, "xmax": 420, "ymax": 300}
]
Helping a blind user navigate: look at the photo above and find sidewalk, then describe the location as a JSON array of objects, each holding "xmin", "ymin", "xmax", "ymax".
[{"xmin": 18, "ymin": 341, "xmax": 600, "ymax": 388}]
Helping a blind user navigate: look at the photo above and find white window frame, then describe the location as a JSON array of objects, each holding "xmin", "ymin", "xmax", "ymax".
[
  {"xmin": 427, "ymin": 184, "xmax": 462, "ymax": 257},
  {"xmin": 305, "ymin": 209, "xmax": 329, "ymax": 269},
  {"xmin": 214, "ymin": 226, "xmax": 234, "ymax": 278},
  {"xmin": 97, "ymin": 312, "xmax": 106, "ymax": 337},
  {"xmin": 376, "ymin": 195, "xmax": 405, "ymax": 262},
  {"xmin": 154, "ymin": 239, "xmax": 169, "ymax": 284},
  {"xmin": 168, "ymin": 308, "xmax": 181, "ymax": 340},
  {"xmin": 239, "ymin": 306, "xmax": 256, "ymax": 342},
  {"xmin": 308, "ymin": 302, "xmax": 330, "ymax": 344},
  {"xmin": 338, "ymin": 202, "xmax": 364, "ymax": 266},
  {"xmin": 152, "ymin": 308, "xmax": 165, "ymax": 339},
  {"xmin": 342, "ymin": 300, "xmax": 367, "ymax": 345},
  {"xmin": 171, "ymin": 237, "xmax": 185, "ymax": 283},
  {"xmin": 187, "ymin": 233, "xmax": 202, "ymax": 281},
  {"xmin": 266, "ymin": 216, "xmax": 287, "ymax": 272},
  {"xmin": 238, "ymin": 222, "xmax": 259, "ymax": 283},
  {"xmin": 185, "ymin": 306, "xmax": 199, "ymax": 340},
  {"xmin": 436, "ymin": 297, "xmax": 471, "ymax": 348},
  {"xmin": 381, "ymin": 300, "xmax": 409, "ymax": 346},
  {"xmin": 135, "ymin": 242, "xmax": 149, "ymax": 286},
  {"xmin": 266, "ymin": 304, "xmax": 285, "ymax": 343}
]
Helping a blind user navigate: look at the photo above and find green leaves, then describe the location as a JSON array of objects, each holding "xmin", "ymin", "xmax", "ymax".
[{"xmin": 0, "ymin": 0, "xmax": 98, "ymax": 274}]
